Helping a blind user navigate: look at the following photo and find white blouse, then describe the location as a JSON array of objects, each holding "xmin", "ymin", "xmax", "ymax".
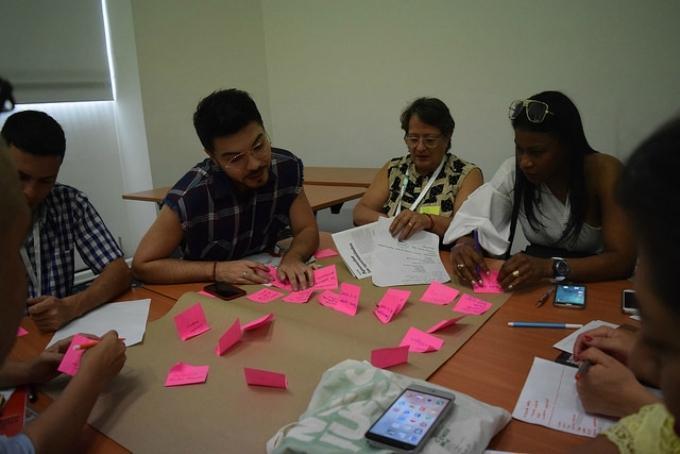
[{"xmin": 443, "ymin": 157, "xmax": 603, "ymax": 256}]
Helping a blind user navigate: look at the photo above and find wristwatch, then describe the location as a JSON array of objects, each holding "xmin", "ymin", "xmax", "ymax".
[{"xmin": 552, "ymin": 257, "xmax": 570, "ymax": 282}]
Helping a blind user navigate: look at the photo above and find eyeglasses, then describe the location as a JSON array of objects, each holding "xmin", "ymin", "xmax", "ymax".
[
  {"xmin": 508, "ymin": 99, "xmax": 554, "ymax": 123},
  {"xmin": 223, "ymin": 134, "xmax": 271, "ymax": 169},
  {"xmin": 404, "ymin": 134, "xmax": 444, "ymax": 149}
]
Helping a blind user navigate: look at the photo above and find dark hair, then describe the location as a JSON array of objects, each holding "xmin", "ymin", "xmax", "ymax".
[
  {"xmin": 507, "ymin": 91, "xmax": 596, "ymax": 253},
  {"xmin": 1, "ymin": 110, "xmax": 66, "ymax": 158},
  {"xmin": 193, "ymin": 89, "xmax": 263, "ymax": 152},
  {"xmin": 400, "ymin": 97, "xmax": 455, "ymax": 150},
  {"xmin": 618, "ymin": 116, "xmax": 680, "ymax": 314}
]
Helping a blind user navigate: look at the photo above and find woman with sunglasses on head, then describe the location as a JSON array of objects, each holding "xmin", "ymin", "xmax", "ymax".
[
  {"xmin": 353, "ymin": 97, "xmax": 482, "ymax": 240},
  {"xmin": 444, "ymin": 91, "xmax": 636, "ymax": 289}
]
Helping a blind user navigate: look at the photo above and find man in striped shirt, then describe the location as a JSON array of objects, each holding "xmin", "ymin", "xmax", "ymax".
[{"xmin": 2, "ymin": 111, "xmax": 132, "ymax": 332}]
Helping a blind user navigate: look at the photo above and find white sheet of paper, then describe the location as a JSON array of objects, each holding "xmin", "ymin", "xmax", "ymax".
[
  {"xmin": 47, "ymin": 299, "xmax": 151, "ymax": 348},
  {"xmin": 371, "ymin": 218, "xmax": 450, "ymax": 287},
  {"xmin": 512, "ymin": 357, "xmax": 615, "ymax": 437},
  {"xmin": 0, "ymin": 388, "xmax": 14, "ymax": 403},
  {"xmin": 552, "ymin": 320, "xmax": 619, "ymax": 353},
  {"xmin": 331, "ymin": 222, "xmax": 377, "ymax": 279}
]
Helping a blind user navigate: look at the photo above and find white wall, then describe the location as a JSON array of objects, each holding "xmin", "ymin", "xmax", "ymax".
[{"xmin": 261, "ymin": 0, "xmax": 680, "ymax": 179}]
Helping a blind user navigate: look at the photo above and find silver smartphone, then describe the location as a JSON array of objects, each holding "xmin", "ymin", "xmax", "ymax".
[
  {"xmin": 621, "ymin": 289, "xmax": 639, "ymax": 315},
  {"xmin": 365, "ymin": 384, "xmax": 455, "ymax": 453}
]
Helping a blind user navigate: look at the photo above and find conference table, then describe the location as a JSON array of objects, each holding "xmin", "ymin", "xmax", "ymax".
[{"xmin": 9, "ymin": 243, "xmax": 637, "ymax": 453}]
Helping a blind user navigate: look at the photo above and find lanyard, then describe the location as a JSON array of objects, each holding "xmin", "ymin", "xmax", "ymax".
[
  {"xmin": 20, "ymin": 220, "xmax": 42, "ymax": 296},
  {"xmin": 392, "ymin": 157, "xmax": 446, "ymax": 216}
]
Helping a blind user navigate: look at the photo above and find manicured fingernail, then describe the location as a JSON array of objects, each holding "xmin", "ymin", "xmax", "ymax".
[
  {"xmin": 508, "ymin": 284, "xmax": 513, "ymax": 290},
  {"xmin": 575, "ymin": 373, "xmax": 581, "ymax": 381},
  {"xmin": 584, "ymin": 335, "xmax": 593, "ymax": 342}
]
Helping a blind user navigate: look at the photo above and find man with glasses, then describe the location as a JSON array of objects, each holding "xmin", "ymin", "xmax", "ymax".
[{"xmin": 133, "ymin": 89, "xmax": 319, "ymax": 290}]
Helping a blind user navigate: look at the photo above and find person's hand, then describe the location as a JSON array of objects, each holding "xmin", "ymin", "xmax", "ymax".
[
  {"xmin": 78, "ymin": 331, "xmax": 126, "ymax": 387},
  {"xmin": 450, "ymin": 236, "xmax": 488, "ymax": 285},
  {"xmin": 23, "ymin": 336, "xmax": 74, "ymax": 383},
  {"xmin": 498, "ymin": 253, "xmax": 550, "ymax": 290},
  {"xmin": 215, "ymin": 260, "xmax": 271, "ymax": 285},
  {"xmin": 389, "ymin": 209, "xmax": 432, "ymax": 241},
  {"xmin": 576, "ymin": 347, "xmax": 659, "ymax": 418},
  {"xmin": 277, "ymin": 255, "xmax": 314, "ymax": 291},
  {"xmin": 27, "ymin": 296, "xmax": 77, "ymax": 332},
  {"xmin": 574, "ymin": 326, "xmax": 636, "ymax": 365}
]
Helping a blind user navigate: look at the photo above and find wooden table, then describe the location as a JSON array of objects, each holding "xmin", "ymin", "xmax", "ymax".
[
  {"xmin": 122, "ymin": 184, "xmax": 365, "ymax": 214},
  {"xmin": 304, "ymin": 166, "xmax": 378, "ymax": 187}
]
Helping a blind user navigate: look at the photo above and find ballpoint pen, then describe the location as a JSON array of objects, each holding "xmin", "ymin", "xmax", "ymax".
[{"xmin": 536, "ymin": 285, "xmax": 555, "ymax": 307}]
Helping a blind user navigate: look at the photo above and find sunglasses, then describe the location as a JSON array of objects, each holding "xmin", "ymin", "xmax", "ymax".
[{"xmin": 508, "ymin": 99, "xmax": 554, "ymax": 123}]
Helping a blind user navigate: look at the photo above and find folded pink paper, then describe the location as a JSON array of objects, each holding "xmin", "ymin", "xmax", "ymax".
[
  {"xmin": 371, "ymin": 345, "xmax": 409, "ymax": 369},
  {"xmin": 314, "ymin": 248, "xmax": 339, "ymax": 259},
  {"xmin": 16, "ymin": 327, "xmax": 28, "ymax": 337},
  {"xmin": 242, "ymin": 313, "xmax": 274, "ymax": 331},
  {"xmin": 313, "ymin": 264, "xmax": 338, "ymax": 290},
  {"xmin": 426, "ymin": 316, "xmax": 465, "ymax": 334},
  {"xmin": 57, "ymin": 334, "xmax": 92, "ymax": 376},
  {"xmin": 247, "ymin": 288, "xmax": 284, "ymax": 304},
  {"xmin": 164, "ymin": 362, "xmax": 209, "ymax": 387},
  {"xmin": 244, "ymin": 367, "xmax": 287, "ymax": 389},
  {"xmin": 373, "ymin": 288, "xmax": 410, "ymax": 324},
  {"xmin": 318, "ymin": 283, "xmax": 360, "ymax": 316},
  {"xmin": 399, "ymin": 327, "xmax": 444, "ymax": 353},
  {"xmin": 473, "ymin": 270, "xmax": 503, "ymax": 294},
  {"xmin": 173, "ymin": 303, "xmax": 210, "ymax": 341},
  {"xmin": 453, "ymin": 294, "xmax": 493, "ymax": 315},
  {"xmin": 215, "ymin": 319, "xmax": 242, "ymax": 355},
  {"xmin": 282, "ymin": 288, "xmax": 315, "ymax": 303},
  {"xmin": 420, "ymin": 281, "xmax": 460, "ymax": 305}
]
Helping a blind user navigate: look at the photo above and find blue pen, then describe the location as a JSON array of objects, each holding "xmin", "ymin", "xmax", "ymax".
[{"xmin": 507, "ymin": 321, "xmax": 584, "ymax": 329}]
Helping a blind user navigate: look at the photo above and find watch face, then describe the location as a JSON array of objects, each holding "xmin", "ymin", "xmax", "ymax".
[{"xmin": 554, "ymin": 259, "xmax": 569, "ymax": 277}]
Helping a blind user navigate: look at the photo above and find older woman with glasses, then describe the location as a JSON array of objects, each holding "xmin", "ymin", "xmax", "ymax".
[
  {"xmin": 444, "ymin": 91, "xmax": 636, "ymax": 289},
  {"xmin": 353, "ymin": 97, "xmax": 482, "ymax": 240}
]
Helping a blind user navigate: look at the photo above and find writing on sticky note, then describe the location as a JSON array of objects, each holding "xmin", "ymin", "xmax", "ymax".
[
  {"xmin": 17, "ymin": 327, "xmax": 28, "ymax": 337},
  {"xmin": 283, "ymin": 288, "xmax": 315, "ymax": 304},
  {"xmin": 420, "ymin": 281, "xmax": 460, "ymax": 305},
  {"xmin": 173, "ymin": 303, "xmax": 210, "ymax": 341},
  {"xmin": 473, "ymin": 270, "xmax": 503, "ymax": 294},
  {"xmin": 426, "ymin": 316, "xmax": 464, "ymax": 334},
  {"xmin": 399, "ymin": 327, "xmax": 444, "ymax": 353},
  {"xmin": 314, "ymin": 248, "xmax": 339, "ymax": 259},
  {"xmin": 242, "ymin": 313, "xmax": 274, "ymax": 332},
  {"xmin": 268, "ymin": 267, "xmax": 293, "ymax": 291},
  {"xmin": 373, "ymin": 288, "xmax": 410, "ymax": 324},
  {"xmin": 371, "ymin": 345, "xmax": 409, "ymax": 369},
  {"xmin": 215, "ymin": 319, "xmax": 242, "ymax": 356},
  {"xmin": 244, "ymin": 367, "xmax": 287, "ymax": 389},
  {"xmin": 164, "ymin": 362, "xmax": 209, "ymax": 387},
  {"xmin": 453, "ymin": 294, "xmax": 493, "ymax": 315},
  {"xmin": 57, "ymin": 334, "xmax": 91, "ymax": 376},
  {"xmin": 318, "ymin": 283, "xmax": 361, "ymax": 316},
  {"xmin": 247, "ymin": 288, "xmax": 284, "ymax": 304},
  {"xmin": 313, "ymin": 265, "xmax": 338, "ymax": 290}
]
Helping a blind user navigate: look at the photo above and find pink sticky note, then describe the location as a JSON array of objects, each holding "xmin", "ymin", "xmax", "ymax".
[
  {"xmin": 373, "ymin": 288, "xmax": 411, "ymax": 324},
  {"xmin": 426, "ymin": 316, "xmax": 465, "ymax": 334},
  {"xmin": 313, "ymin": 265, "xmax": 338, "ymax": 290},
  {"xmin": 17, "ymin": 327, "xmax": 28, "ymax": 337},
  {"xmin": 197, "ymin": 289, "xmax": 216, "ymax": 298},
  {"xmin": 57, "ymin": 334, "xmax": 91, "ymax": 376},
  {"xmin": 268, "ymin": 267, "xmax": 293, "ymax": 291},
  {"xmin": 247, "ymin": 288, "xmax": 284, "ymax": 304},
  {"xmin": 242, "ymin": 313, "xmax": 274, "ymax": 332},
  {"xmin": 371, "ymin": 345, "xmax": 409, "ymax": 369},
  {"xmin": 318, "ymin": 283, "xmax": 360, "ymax": 316},
  {"xmin": 399, "ymin": 327, "xmax": 444, "ymax": 353},
  {"xmin": 473, "ymin": 270, "xmax": 503, "ymax": 294},
  {"xmin": 453, "ymin": 294, "xmax": 493, "ymax": 315},
  {"xmin": 420, "ymin": 281, "xmax": 460, "ymax": 305},
  {"xmin": 244, "ymin": 367, "xmax": 288, "ymax": 389},
  {"xmin": 283, "ymin": 288, "xmax": 315, "ymax": 304},
  {"xmin": 164, "ymin": 362, "xmax": 209, "ymax": 387},
  {"xmin": 173, "ymin": 303, "xmax": 211, "ymax": 341},
  {"xmin": 314, "ymin": 248, "xmax": 339, "ymax": 259},
  {"xmin": 215, "ymin": 319, "xmax": 242, "ymax": 356}
]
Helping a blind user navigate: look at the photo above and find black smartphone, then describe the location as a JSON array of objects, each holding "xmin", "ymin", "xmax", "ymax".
[
  {"xmin": 365, "ymin": 385, "xmax": 455, "ymax": 452},
  {"xmin": 553, "ymin": 284, "xmax": 586, "ymax": 309},
  {"xmin": 203, "ymin": 282, "xmax": 246, "ymax": 301},
  {"xmin": 621, "ymin": 289, "xmax": 639, "ymax": 315}
]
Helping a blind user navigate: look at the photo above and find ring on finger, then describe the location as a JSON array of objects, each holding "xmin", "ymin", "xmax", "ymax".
[
  {"xmin": 512, "ymin": 269, "xmax": 520, "ymax": 278},
  {"xmin": 241, "ymin": 270, "xmax": 248, "ymax": 277},
  {"xmin": 457, "ymin": 263, "xmax": 465, "ymax": 270}
]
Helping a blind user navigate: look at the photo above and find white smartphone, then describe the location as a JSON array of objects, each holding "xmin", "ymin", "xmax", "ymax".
[
  {"xmin": 365, "ymin": 384, "xmax": 455, "ymax": 453},
  {"xmin": 621, "ymin": 289, "xmax": 639, "ymax": 315},
  {"xmin": 553, "ymin": 284, "xmax": 586, "ymax": 309}
]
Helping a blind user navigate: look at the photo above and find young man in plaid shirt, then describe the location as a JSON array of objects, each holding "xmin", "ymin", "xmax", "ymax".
[
  {"xmin": 133, "ymin": 89, "xmax": 319, "ymax": 290},
  {"xmin": 2, "ymin": 111, "xmax": 132, "ymax": 332}
]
